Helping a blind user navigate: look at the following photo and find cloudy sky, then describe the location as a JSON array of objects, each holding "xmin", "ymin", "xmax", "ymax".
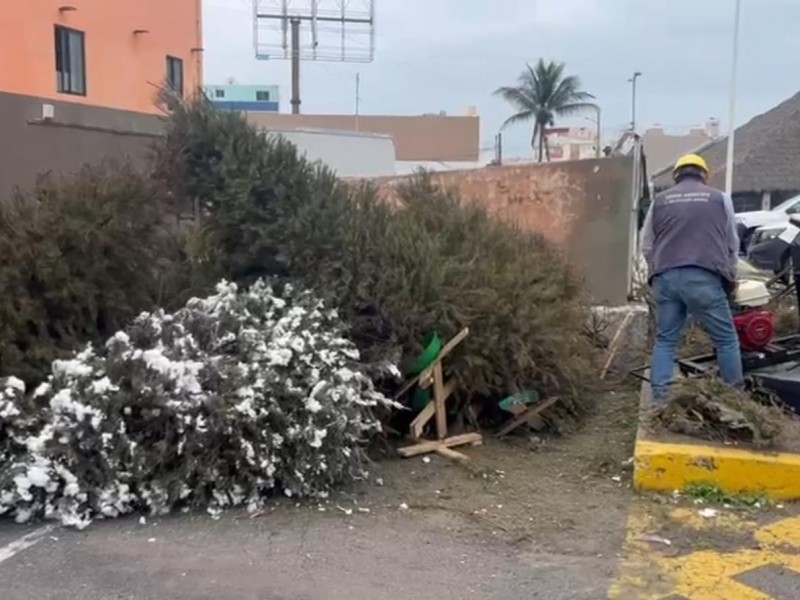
[{"xmin": 203, "ymin": 0, "xmax": 800, "ymax": 158}]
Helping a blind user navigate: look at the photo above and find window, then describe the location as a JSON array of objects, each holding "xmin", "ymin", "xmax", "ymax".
[
  {"xmin": 214, "ymin": 89, "xmax": 225, "ymax": 98},
  {"xmin": 55, "ymin": 26, "xmax": 86, "ymax": 95},
  {"xmin": 256, "ymin": 90, "xmax": 271, "ymax": 102},
  {"xmin": 166, "ymin": 56, "xmax": 184, "ymax": 97}
]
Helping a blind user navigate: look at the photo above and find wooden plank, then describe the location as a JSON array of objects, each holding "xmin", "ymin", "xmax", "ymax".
[
  {"xmin": 436, "ymin": 327, "xmax": 470, "ymax": 363},
  {"xmin": 397, "ymin": 441, "xmax": 441, "ymax": 458},
  {"xmin": 496, "ymin": 396, "xmax": 559, "ymax": 437},
  {"xmin": 397, "ymin": 433, "xmax": 483, "ymax": 458},
  {"xmin": 409, "ymin": 376, "xmax": 456, "ymax": 440},
  {"xmin": 600, "ymin": 311, "xmax": 635, "ymax": 380},
  {"xmin": 441, "ymin": 432, "xmax": 483, "ymax": 447},
  {"xmin": 433, "ymin": 362, "xmax": 447, "ymax": 440},
  {"xmin": 416, "ymin": 327, "xmax": 470, "ymax": 387},
  {"xmin": 393, "ymin": 377, "xmax": 419, "ymax": 401},
  {"xmin": 392, "ymin": 328, "xmax": 469, "ymax": 400},
  {"xmin": 435, "ymin": 446, "xmax": 469, "ymax": 462},
  {"xmin": 410, "ymin": 401, "xmax": 435, "ymax": 440}
]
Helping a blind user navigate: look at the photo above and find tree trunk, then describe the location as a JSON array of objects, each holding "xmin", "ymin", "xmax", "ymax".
[
  {"xmin": 544, "ymin": 136, "xmax": 551, "ymax": 162},
  {"xmin": 538, "ymin": 125, "xmax": 545, "ymax": 162},
  {"xmin": 531, "ymin": 123, "xmax": 539, "ymax": 160}
]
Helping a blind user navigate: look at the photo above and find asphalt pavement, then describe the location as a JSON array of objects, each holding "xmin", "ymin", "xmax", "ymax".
[{"xmin": 0, "ymin": 508, "xmax": 619, "ymax": 600}]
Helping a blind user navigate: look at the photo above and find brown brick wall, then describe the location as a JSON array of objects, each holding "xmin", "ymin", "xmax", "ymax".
[{"xmin": 375, "ymin": 157, "xmax": 636, "ymax": 304}]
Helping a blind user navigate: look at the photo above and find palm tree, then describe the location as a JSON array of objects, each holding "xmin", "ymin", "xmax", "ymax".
[{"xmin": 495, "ymin": 59, "xmax": 595, "ymax": 162}]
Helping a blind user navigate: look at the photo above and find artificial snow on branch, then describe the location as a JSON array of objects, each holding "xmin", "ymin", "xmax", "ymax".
[{"xmin": 0, "ymin": 280, "xmax": 398, "ymax": 528}]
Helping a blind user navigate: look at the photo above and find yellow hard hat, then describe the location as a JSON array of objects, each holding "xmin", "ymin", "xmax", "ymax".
[{"xmin": 673, "ymin": 153, "xmax": 708, "ymax": 174}]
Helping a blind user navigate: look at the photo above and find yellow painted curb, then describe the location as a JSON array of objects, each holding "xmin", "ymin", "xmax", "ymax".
[{"xmin": 634, "ymin": 438, "xmax": 800, "ymax": 500}]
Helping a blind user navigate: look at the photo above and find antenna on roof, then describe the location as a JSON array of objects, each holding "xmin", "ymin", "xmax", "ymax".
[{"xmin": 253, "ymin": 0, "xmax": 376, "ymax": 115}]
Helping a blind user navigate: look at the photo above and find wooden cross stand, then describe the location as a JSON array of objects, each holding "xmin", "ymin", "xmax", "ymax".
[{"xmin": 396, "ymin": 328, "xmax": 483, "ymax": 462}]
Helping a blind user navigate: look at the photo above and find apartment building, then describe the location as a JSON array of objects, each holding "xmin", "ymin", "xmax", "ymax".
[{"xmin": 543, "ymin": 126, "xmax": 598, "ymax": 162}]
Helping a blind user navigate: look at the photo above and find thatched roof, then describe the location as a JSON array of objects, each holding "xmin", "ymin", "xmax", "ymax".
[{"xmin": 652, "ymin": 91, "xmax": 800, "ymax": 193}]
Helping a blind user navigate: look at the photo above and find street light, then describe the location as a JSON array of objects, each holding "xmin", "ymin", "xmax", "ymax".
[
  {"xmin": 628, "ymin": 71, "xmax": 642, "ymax": 132},
  {"xmin": 725, "ymin": 0, "xmax": 743, "ymax": 196},
  {"xmin": 585, "ymin": 103, "xmax": 602, "ymax": 158}
]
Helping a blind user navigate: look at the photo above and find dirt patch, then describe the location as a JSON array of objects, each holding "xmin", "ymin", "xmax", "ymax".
[
  {"xmin": 650, "ymin": 378, "xmax": 800, "ymax": 450},
  {"xmin": 333, "ymin": 388, "xmax": 640, "ymax": 556}
]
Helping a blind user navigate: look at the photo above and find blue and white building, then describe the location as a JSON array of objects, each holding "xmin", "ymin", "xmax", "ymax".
[{"xmin": 204, "ymin": 84, "xmax": 280, "ymax": 113}]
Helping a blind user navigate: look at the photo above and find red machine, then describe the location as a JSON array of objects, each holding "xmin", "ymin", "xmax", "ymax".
[{"xmin": 733, "ymin": 309, "xmax": 775, "ymax": 352}]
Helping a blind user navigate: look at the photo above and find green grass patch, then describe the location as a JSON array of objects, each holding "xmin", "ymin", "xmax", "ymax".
[{"xmin": 683, "ymin": 482, "xmax": 771, "ymax": 508}]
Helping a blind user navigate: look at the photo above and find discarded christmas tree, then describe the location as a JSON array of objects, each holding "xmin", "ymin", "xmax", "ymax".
[{"xmin": 0, "ymin": 280, "xmax": 398, "ymax": 528}]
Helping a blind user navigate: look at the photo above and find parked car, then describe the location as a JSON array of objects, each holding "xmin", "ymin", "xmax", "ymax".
[
  {"xmin": 735, "ymin": 193, "xmax": 800, "ymax": 253},
  {"xmin": 747, "ymin": 223, "xmax": 792, "ymax": 274}
]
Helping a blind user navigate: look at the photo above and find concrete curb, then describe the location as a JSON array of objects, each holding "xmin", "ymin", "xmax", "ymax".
[{"xmin": 633, "ymin": 381, "xmax": 800, "ymax": 500}]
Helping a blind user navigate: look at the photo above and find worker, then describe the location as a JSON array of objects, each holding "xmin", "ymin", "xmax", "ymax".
[{"xmin": 640, "ymin": 153, "xmax": 743, "ymax": 404}]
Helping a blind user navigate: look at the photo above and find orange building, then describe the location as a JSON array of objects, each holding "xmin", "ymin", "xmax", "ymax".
[
  {"xmin": 0, "ymin": 2, "xmax": 202, "ymax": 199},
  {"xmin": 0, "ymin": 1, "xmax": 202, "ymax": 114}
]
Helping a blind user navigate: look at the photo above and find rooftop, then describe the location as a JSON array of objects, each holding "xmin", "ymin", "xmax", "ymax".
[{"xmin": 652, "ymin": 91, "xmax": 800, "ymax": 193}]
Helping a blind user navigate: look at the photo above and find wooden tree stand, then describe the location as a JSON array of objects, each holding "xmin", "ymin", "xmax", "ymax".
[{"xmin": 396, "ymin": 328, "xmax": 483, "ymax": 462}]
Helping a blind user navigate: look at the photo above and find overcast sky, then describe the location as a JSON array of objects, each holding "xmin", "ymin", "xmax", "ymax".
[{"xmin": 203, "ymin": 0, "xmax": 800, "ymax": 158}]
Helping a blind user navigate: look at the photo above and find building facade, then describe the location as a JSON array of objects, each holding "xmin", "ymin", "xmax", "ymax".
[
  {"xmin": 543, "ymin": 127, "xmax": 598, "ymax": 162},
  {"xmin": 1, "ymin": 1, "xmax": 202, "ymax": 113},
  {"xmin": 640, "ymin": 119, "xmax": 720, "ymax": 175},
  {"xmin": 205, "ymin": 84, "xmax": 280, "ymax": 113},
  {"xmin": 248, "ymin": 112, "xmax": 480, "ymax": 165},
  {"xmin": 0, "ymin": 1, "xmax": 203, "ymax": 197},
  {"xmin": 269, "ymin": 128, "xmax": 395, "ymax": 178}
]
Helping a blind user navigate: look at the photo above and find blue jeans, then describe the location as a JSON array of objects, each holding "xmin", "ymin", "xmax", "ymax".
[{"xmin": 651, "ymin": 267, "xmax": 743, "ymax": 403}]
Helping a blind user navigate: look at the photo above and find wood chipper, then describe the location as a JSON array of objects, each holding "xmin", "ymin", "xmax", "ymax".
[{"xmin": 635, "ymin": 215, "xmax": 800, "ymax": 412}]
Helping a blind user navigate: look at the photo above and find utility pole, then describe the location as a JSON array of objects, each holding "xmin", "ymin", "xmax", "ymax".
[
  {"xmin": 629, "ymin": 71, "xmax": 642, "ymax": 132},
  {"xmin": 495, "ymin": 132, "xmax": 503, "ymax": 165},
  {"xmin": 586, "ymin": 104, "xmax": 602, "ymax": 158},
  {"xmin": 355, "ymin": 72, "xmax": 360, "ymax": 131},
  {"xmin": 290, "ymin": 18, "xmax": 301, "ymax": 114},
  {"xmin": 725, "ymin": 0, "xmax": 743, "ymax": 196}
]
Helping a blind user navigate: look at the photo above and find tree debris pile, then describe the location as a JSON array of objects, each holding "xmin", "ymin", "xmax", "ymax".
[
  {"xmin": 158, "ymin": 98, "xmax": 599, "ymax": 418},
  {"xmin": 652, "ymin": 377, "xmax": 793, "ymax": 448},
  {"xmin": 0, "ymin": 162, "xmax": 190, "ymax": 386},
  {"xmin": 771, "ymin": 294, "xmax": 799, "ymax": 336},
  {"xmin": 0, "ymin": 280, "xmax": 397, "ymax": 528}
]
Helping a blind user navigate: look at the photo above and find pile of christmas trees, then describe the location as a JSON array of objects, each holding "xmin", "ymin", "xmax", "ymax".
[
  {"xmin": 0, "ymin": 94, "xmax": 599, "ymax": 527},
  {"xmin": 157, "ymin": 99, "xmax": 598, "ymax": 414}
]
